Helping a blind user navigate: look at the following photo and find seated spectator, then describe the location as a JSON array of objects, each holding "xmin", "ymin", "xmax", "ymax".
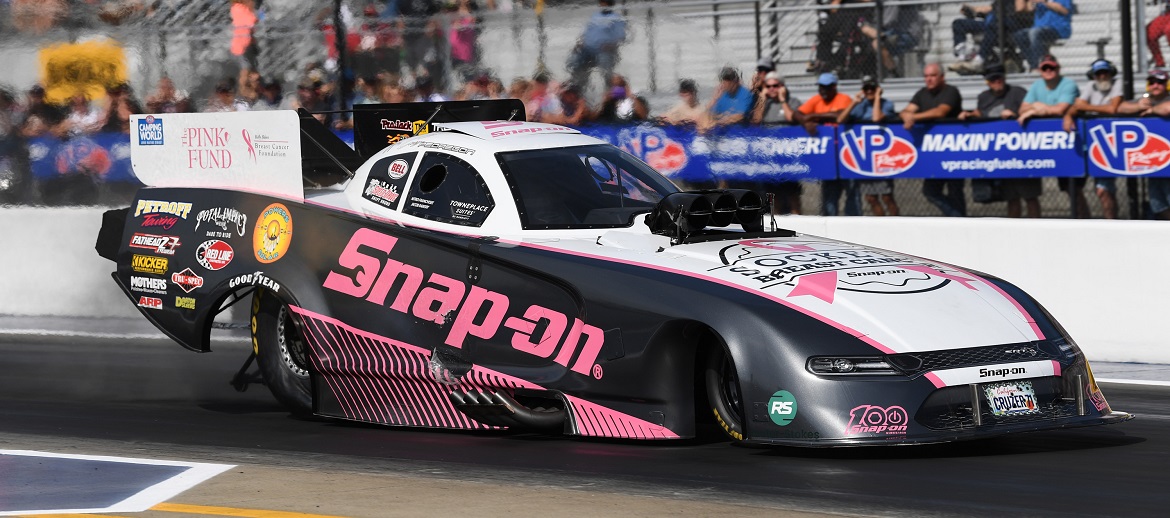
[
  {"xmin": 839, "ymin": 75, "xmax": 898, "ymax": 216},
  {"xmin": 98, "ymin": 83, "xmax": 143, "ymax": 134},
  {"xmin": 525, "ymin": 73, "xmax": 559, "ymax": 122},
  {"xmin": 414, "ymin": 75, "xmax": 448, "ymax": 103},
  {"xmin": 541, "ymin": 84, "xmax": 590, "ymax": 126},
  {"xmin": 55, "ymin": 93, "xmax": 102, "ymax": 138},
  {"xmin": 1012, "ymin": 0, "xmax": 1071, "ymax": 72},
  {"xmin": 145, "ymin": 77, "xmax": 193, "ymax": 114},
  {"xmin": 795, "ymin": 72, "xmax": 857, "ymax": 215},
  {"xmin": 379, "ymin": 82, "xmax": 410, "ymax": 104},
  {"xmin": 1017, "ymin": 54, "xmax": 1077, "ymax": 125},
  {"xmin": 1149, "ymin": 2, "xmax": 1170, "ymax": 68},
  {"xmin": 959, "ymin": 64, "xmax": 1027, "ymax": 121},
  {"xmin": 352, "ymin": 76, "xmax": 382, "ymax": 105},
  {"xmin": 749, "ymin": 57, "xmax": 774, "ymax": 99},
  {"xmin": 808, "ymin": 0, "xmax": 868, "ymax": 74},
  {"xmin": 860, "ymin": 1, "xmax": 923, "ymax": 76},
  {"xmin": 752, "ymin": 72, "xmax": 800, "ymax": 124},
  {"xmin": 19, "ymin": 85, "xmax": 63, "ymax": 138},
  {"xmin": 1117, "ymin": 68, "xmax": 1170, "ymax": 116},
  {"xmin": 949, "ymin": 0, "xmax": 1033, "ymax": 74},
  {"xmin": 252, "ymin": 79, "xmax": 285, "ymax": 110},
  {"xmin": 205, "ymin": 79, "xmax": 251, "ymax": 112},
  {"xmin": 660, "ymin": 79, "xmax": 708, "ymax": 127},
  {"xmin": 595, "ymin": 74, "xmax": 648, "ymax": 122},
  {"xmin": 902, "ymin": 63, "xmax": 966, "ymax": 217},
  {"xmin": 1065, "ymin": 59, "xmax": 1123, "ymax": 219},
  {"xmin": 706, "ymin": 66, "xmax": 753, "ymax": 128},
  {"xmin": 507, "ymin": 78, "xmax": 531, "ymax": 103}
]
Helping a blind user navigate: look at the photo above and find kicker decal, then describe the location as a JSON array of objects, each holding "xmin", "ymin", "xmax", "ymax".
[
  {"xmin": 254, "ymin": 203, "xmax": 292, "ymax": 264},
  {"xmin": 131, "ymin": 254, "xmax": 168, "ymax": 275},
  {"xmin": 129, "ymin": 233, "xmax": 180, "ymax": 255},
  {"xmin": 171, "ymin": 268, "xmax": 205, "ymax": 293},
  {"xmin": 196, "ymin": 240, "xmax": 234, "ymax": 270},
  {"xmin": 323, "ymin": 228, "xmax": 604, "ymax": 377},
  {"xmin": 194, "ymin": 207, "xmax": 248, "ymax": 238}
]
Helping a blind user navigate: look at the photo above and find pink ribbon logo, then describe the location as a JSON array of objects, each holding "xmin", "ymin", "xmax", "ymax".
[{"xmin": 242, "ymin": 129, "xmax": 257, "ymax": 162}]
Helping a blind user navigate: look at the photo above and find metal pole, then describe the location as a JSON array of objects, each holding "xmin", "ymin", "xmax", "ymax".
[
  {"xmin": 648, "ymin": 7, "xmax": 658, "ymax": 93},
  {"xmin": 1122, "ymin": 0, "xmax": 1135, "ymax": 100},
  {"xmin": 996, "ymin": 0, "xmax": 1005, "ymax": 66},
  {"xmin": 876, "ymin": 0, "xmax": 884, "ymax": 82},
  {"xmin": 755, "ymin": 1, "xmax": 762, "ymax": 60},
  {"xmin": 1137, "ymin": 2, "xmax": 1148, "ymax": 75},
  {"xmin": 332, "ymin": 0, "xmax": 348, "ymax": 115},
  {"xmin": 714, "ymin": 3, "xmax": 720, "ymax": 38}
]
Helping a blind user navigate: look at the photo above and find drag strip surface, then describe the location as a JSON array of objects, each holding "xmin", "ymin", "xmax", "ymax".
[{"xmin": 0, "ymin": 335, "xmax": 1166, "ymax": 517}]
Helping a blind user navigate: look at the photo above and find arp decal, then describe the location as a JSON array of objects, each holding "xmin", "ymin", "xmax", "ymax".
[
  {"xmin": 196, "ymin": 239, "xmax": 234, "ymax": 270},
  {"xmin": 131, "ymin": 254, "xmax": 168, "ymax": 275},
  {"xmin": 767, "ymin": 390, "xmax": 798, "ymax": 426},
  {"xmin": 129, "ymin": 233, "xmax": 180, "ymax": 255},
  {"xmin": 194, "ymin": 207, "xmax": 248, "ymax": 238},
  {"xmin": 137, "ymin": 115, "xmax": 164, "ymax": 145},
  {"xmin": 228, "ymin": 271, "xmax": 281, "ymax": 293},
  {"xmin": 845, "ymin": 405, "xmax": 908, "ymax": 436},
  {"xmin": 1088, "ymin": 121, "xmax": 1170, "ymax": 175},
  {"xmin": 323, "ymin": 228, "xmax": 604, "ymax": 377},
  {"xmin": 254, "ymin": 203, "xmax": 292, "ymax": 264},
  {"xmin": 171, "ymin": 268, "xmax": 205, "ymax": 294},
  {"xmin": 840, "ymin": 126, "xmax": 917, "ymax": 176},
  {"xmin": 129, "ymin": 276, "xmax": 168, "ymax": 295},
  {"xmin": 175, "ymin": 296, "xmax": 196, "ymax": 310},
  {"xmin": 137, "ymin": 296, "xmax": 163, "ymax": 310}
]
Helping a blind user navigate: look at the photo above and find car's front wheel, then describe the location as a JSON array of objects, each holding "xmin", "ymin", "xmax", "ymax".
[
  {"xmin": 251, "ymin": 288, "xmax": 312, "ymax": 415},
  {"xmin": 705, "ymin": 345, "xmax": 745, "ymax": 442}
]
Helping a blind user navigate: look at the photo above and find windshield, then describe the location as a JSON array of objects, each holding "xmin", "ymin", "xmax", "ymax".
[{"xmin": 497, "ymin": 144, "xmax": 680, "ymax": 229}]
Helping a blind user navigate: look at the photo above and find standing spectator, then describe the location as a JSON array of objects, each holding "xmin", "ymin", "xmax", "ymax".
[
  {"xmin": 230, "ymin": 0, "xmax": 260, "ymax": 93},
  {"xmin": 567, "ymin": 0, "xmax": 627, "ymax": 95},
  {"xmin": 1118, "ymin": 68, "xmax": 1170, "ymax": 115},
  {"xmin": 1149, "ymin": 3, "xmax": 1170, "ymax": 68},
  {"xmin": 205, "ymin": 79, "xmax": 251, "ymax": 113},
  {"xmin": 706, "ymin": 67, "xmax": 754, "ymax": 128},
  {"xmin": 902, "ymin": 63, "xmax": 966, "ymax": 216},
  {"xmin": 19, "ymin": 85, "xmax": 63, "ymax": 138},
  {"xmin": 595, "ymin": 74, "xmax": 648, "ymax": 122},
  {"xmin": 795, "ymin": 72, "xmax": 856, "ymax": 215},
  {"xmin": 949, "ymin": 0, "xmax": 1033, "ymax": 74},
  {"xmin": 1064, "ymin": 59, "xmax": 1123, "ymax": 219},
  {"xmin": 1013, "ymin": 0, "xmax": 1071, "ymax": 72},
  {"xmin": 838, "ymin": 75, "xmax": 898, "ymax": 216},
  {"xmin": 660, "ymin": 79, "xmax": 708, "ymax": 127},
  {"xmin": 1017, "ymin": 54, "xmax": 1078, "ymax": 125},
  {"xmin": 751, "ymin": 72, "xmax": 803, "ymax": 214},
  {"xmin": 448, "ymin": 0, "xmax": 480, "ymax": 80},
  {"xmin": 960, "ymin": 64, "xmax": 1037, "ymax": 217},
  {"xmin": 145, "ymin": 77, "xmax": 193, "ymax": 114}
]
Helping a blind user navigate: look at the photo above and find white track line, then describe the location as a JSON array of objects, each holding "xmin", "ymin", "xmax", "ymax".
[
  {"xmin": 1097, "ymin": 378, "xmax": 1170, "ymax": 387},
  {"xmin": 0, "ymin": 329, "xmax": 169, "ymax": 339}
]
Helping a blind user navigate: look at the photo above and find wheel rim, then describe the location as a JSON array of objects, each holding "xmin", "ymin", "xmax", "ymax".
[
  {"xmin": 276, "ymin": 305, "xmax": 310, "ymax": 378},
  {"xmin": 718, "ymin": 355, "xmax": 743, "ymax": 421}
]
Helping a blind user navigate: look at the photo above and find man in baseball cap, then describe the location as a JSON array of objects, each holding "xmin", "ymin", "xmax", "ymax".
[
  {"xmin": 794, "ymin": 72, "xmax": 857, "ymax": 215},
  {"xmin": 708, "ymin": 66, "xmax": 753, "ymax": 126},
  {"xmin": 1017, "ymin": 54, "xmax": 1077, "ymax": 126}
]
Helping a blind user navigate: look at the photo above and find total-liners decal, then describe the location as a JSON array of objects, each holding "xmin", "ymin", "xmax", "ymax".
[{"xmin": 323, "ymin": 228, "xmax": 605, "ymax": 377}]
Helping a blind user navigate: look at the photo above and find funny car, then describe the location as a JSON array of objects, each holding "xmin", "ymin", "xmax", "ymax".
[{"xmin": 95, "ymin": 101, "xmax": 1131, "ymax": 446}]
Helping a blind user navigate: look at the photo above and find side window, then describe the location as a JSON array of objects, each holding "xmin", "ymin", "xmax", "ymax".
[
  {"xmin": 361, "ymin": 152, "xmax": 415, "ymax": 211},
  {"xmin": 403, "ymin": 153, "xmax": 494, "ymax": 226}
]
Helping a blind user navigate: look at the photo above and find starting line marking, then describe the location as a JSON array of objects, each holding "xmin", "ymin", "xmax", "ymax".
[
  {"xmin": 151, "ymin": 503, "xmax": 345, "ymax": 518},
  {"xmin": 0, "ymin": 450, "xmax": 233, "ymax": 516}
]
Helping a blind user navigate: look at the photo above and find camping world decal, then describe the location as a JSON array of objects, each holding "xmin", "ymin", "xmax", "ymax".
[
  {"xmin": 1087, "ymin": 120, "xmax": 1170, "ymax": 175},
  {"xmin": 196, "ymin": 240, "xmax": 234, "ymax": 270},
  {"xmin": 254, "ymin": 203, "xmax": 292, "ymax": 264}
]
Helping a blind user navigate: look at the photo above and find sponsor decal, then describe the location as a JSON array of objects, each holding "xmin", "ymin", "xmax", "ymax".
[
  {"xmin": 171, "ymin": 267, "xmax": 205, "ymax": 293},
  {"xmin": 129, "ymin": 275, "xmax": 168, "ymax": 295},
  {"xmin": 767, "ymin": 390, "xmax": 798, "ymax": 426},
  {"xmin": 984, "ymin": 381, "xmax": 1039, "ymax": 416},
  {"xmin": 323, "ymin": 228, "xmax": 605, "ymax": 378},
  {"xmin": 131, "ymin": 254, "xmax": 168, "ymax": 275},
  {"xmin": 979, "ymin": 366, "xmax": 1028, "ymax": 378},
  {"xmin": 364, "ymin": 179, "xmax": 401, "ymax": 208},
  {"xmin": 479, "ymin": 120, "xmax": 573, "ymax": 139},
  {"xmin": 137, "ymin": 115, "xmax": 164, "ymax": 145},
  {"xmin": 772, "ymin": 429, "xmax": 822, "ymax": 440},
  {"xmin": 253, "ymin": 203, "xmax": 293, "ymax": 264},
  {"xmin": 137, "ymin": 296, "xmax": 163, "ymax": 310},
  {"xmin": 840, "ymin": 126, "xmax": 917, "ymax": 176},
  {"xmin": 196, "ymin": 240, "xmax": 234, "ymax": 271},
  {"xmin": 181, "ymin": 126, "xmax": 234, "ymax": 169},
  {"xmin": 229, "ymin": 271, "xmax": 281, "ymax": 293},
  {"xmin": 194, "ymin": 207, "xmax": 248, "ymax": 238},
  {"xmin": 388, "ymin": 158, "xmax": 410, "ymax": 180},
  {"xmin": 845, "ymin": 405, "xmax": 908, "ymax": 436},
  {"xmin": 449, "ymin": 200, "xmax": 490, "ymax": 221},
  {"xmin": 380, "ymin": 119, "xmax": 414, "ymax": 131},
  {"xmin": 412, "ymin": 120, "xmax": 430, "ymax": 136},
  {"xmin": 407, "ymin": 140, "xmax": 476, "ymax": 155},
  {"xmin": 175, "ymin": 296, "xmax": 196, "ymax": 310},
  {"xmin": 1002, "ymin": 346, "xmax": 1038, "ymax": 357},
  {"xmin": 129, "ymin": 233, "xmax": 180, "ymax": 255},
  {"xmin": 1088, "ymin": 121, "xmax": 1170, "ymax": 175},
  {"xmin": 140, "ymin": 213, "xmax": 180, "ymax": 230},
  {"xmin": 134, "ymin": 199, "xmax": 193, "ymax": 219},
  {"xmin": 241, "ymin": 130, "xmax": 291, "ymax": 160},
  {"xmin": 617, "ymin": 126, "xmax": 688, "ymax": 175},
  {"xmin": 1088, "ymin": 384, "xmax": 1109, "ymax": 412}
]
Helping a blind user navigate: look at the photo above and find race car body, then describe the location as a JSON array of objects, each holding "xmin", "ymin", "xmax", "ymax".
[{"xmin": 95, "ymin": 102, "xmax": 1131, "ymax": 446}]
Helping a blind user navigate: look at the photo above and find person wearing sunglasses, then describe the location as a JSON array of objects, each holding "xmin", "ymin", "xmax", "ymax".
[
  {"xmin": 1117, "ymin": 68, "xmax": 1170, "ymax": 116},
  {"xmin": 748, "ymin": 72, "xmax": 804, "ymax": 214},
  {"xmin": 794, "ymin": 72, "xmax": 856, "ymax": 216},
  {"xmin": 1017, "ymin": 54, "xmax": 1077, "ymax": 126},
  {"xmin": 838, "ymin": 75, "xmax": 899, "ymax": 216}
]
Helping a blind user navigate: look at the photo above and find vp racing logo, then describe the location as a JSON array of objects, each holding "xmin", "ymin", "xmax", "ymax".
[
  {"xmin": 840, "ymin": 126, "xmax": 917, "ymax": 176},
  {"xmin": 1088, "ymin": 121, "xmax": 1170, "ymax": 175},
  {"xmin": 617, "ymin": 126, "xmax": 687, "ymax": 175}
]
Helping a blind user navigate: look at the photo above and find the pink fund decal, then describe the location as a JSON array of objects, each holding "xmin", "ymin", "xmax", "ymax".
[
  {"xmin": 787, "ymin": 270, "xmax": 839, "ymax": 304},
  {"xmin": 924, "ymin": 371, "xmax": 945, "ymax": 388}
]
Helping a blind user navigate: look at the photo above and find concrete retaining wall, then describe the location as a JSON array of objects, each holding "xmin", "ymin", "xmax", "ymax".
[{"xmin": 3, "ymin": 207, "xmax": 1165, "ymax": 363}]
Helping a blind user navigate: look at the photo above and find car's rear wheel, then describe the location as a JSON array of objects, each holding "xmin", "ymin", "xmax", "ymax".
[
  {"xmin": 251, "ymin": 288, "xmax": 312, "ymax": 415},
  {"xmin": 705, "ymin": 345, "xmax": 745, "ymax": 442}
]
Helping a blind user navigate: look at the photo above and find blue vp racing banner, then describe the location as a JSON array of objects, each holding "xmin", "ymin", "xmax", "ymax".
[{"xmin": 1084, "ymin": 118, "xmax": 1170, "ymax": 177}]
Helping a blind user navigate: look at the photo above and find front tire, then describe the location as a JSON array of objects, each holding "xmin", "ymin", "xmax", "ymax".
[
  {"xmin": 705, "ymin": 345, "xmax": 745, "ymax": 442},
  {"xmin": 251, "ymin": 288, "xmax": 312, "ymax": 415}
]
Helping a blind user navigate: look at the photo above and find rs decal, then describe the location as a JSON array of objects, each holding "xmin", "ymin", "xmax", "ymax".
[{"xmin": 323, "ymin": 228, "xmax": 604, "ymax": 377}]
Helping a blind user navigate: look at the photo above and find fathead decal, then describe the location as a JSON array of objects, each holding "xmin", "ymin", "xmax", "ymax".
[
  {"xmin": 196, "ymin": 239, "xmax": 234, "ymax": 270},
  {"xmin": 253, "ymin": 203, "xmax": 292, "ymax": 264},
  {"xmin": 129, "ymin": 233, "xmax": 180, "ymax": 255},
  {"xmin": 840, "ymin": 126, "xmax": 917, "ymax": 176},
  {"xmin": 323, "ymin": 228, "xmax": 604, "ymax": 377}
]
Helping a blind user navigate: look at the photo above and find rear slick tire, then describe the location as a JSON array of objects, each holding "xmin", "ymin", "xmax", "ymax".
[
  {"xmin": 705, "ymin": 345, "xmax": 745, "ymax": 442},
  {"xmin": 251, "ymin": 288, "xmax": 312, "ymax": 416}
]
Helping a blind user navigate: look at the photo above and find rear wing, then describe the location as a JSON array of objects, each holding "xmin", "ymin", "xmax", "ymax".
[
  {"xmin": 352, "ymin": 99, "xmax": 526, "ymax": 158},
  {"xmin": 130, "ymin": 110, "xmax": 360, "ymax": 201}
]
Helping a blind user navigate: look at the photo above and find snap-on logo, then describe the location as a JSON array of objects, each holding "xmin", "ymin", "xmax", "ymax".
[
  {"xmin": 840, "ymin": 126, "xmax": 917, "ymax": 176},
  {"xmin": 323, "ymin": 228, "xmax": 605, "ymax": 378},
  {"xmin": 1088, "ymin": 121, "xmax": 1170, "ymax": 175}
]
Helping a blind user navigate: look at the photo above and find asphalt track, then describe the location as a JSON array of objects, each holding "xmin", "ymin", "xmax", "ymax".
[{"xmin": 0, "ymin": 330, "xmax": 1167, "ymax": 517}]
